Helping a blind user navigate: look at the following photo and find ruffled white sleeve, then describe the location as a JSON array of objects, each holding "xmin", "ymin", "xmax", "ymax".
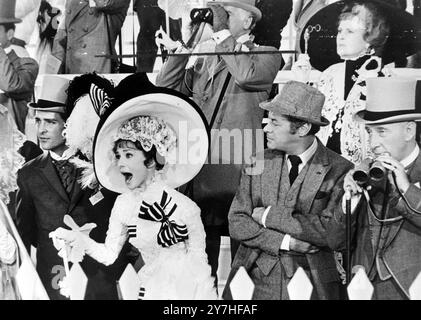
[
  {"xmin": 82, "ymin": 195, "xmax": 129, "ymax": 266},
  {"xmin": 0, "ymin": 219, "xmax": 16, "ymax": 264}
]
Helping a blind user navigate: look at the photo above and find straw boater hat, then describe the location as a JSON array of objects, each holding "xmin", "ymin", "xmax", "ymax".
[
  {"xmin": 260, "ymin": 80, "xmax": 330, "ymax": 127},
  {"xmin": 92, "ymin": 78, "xmax": 209, "ymax": 194},
  {"xmin": 208, "ymin": 0, "xmax": 262, "ymax": 21},
  {"xmin": 0, "ymin": 0, "xmax": 22, "ymax": 24},
  {"xmin": 354, "ymin": 78, "xmax": 421, "ymax": 124},
  {"xmin": 28, "ymin": 75, "xmax": 70, "ymax": 114}
]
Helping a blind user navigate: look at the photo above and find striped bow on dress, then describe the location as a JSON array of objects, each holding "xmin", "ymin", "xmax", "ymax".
[{"xmin": 138, "ymin": 191, "xmax": 189, "ymax": 247}]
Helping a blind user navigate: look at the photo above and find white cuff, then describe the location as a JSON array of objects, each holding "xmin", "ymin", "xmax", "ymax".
[
  {"xmin": 342, "ymin": 195, "xmax": 361, "ymax": 214},
  {"xmin": 212, "ymin": 30, "xmax": 231, "ymax": 44},
  {"xmin": 261, "ymin": 206, "xmax": 271, "ymax": 228},
  {"xmin": 281, "ymin": 234, "xmax": 291, "ymax": 251}
]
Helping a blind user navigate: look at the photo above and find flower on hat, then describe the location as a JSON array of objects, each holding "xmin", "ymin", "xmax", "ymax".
[{"xmin": 114, "ymin": 116, "xmax": 177, "ymax": 161}]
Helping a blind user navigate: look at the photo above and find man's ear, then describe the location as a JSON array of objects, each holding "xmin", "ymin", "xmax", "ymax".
[
  {"xmin": 405, "ymin": 121, "xmax": 417, "ymax": 141},
  {"xmin": 6, "ymin": 29, "xmax": 14, "ymax": 41},
  {"xmin": 243, "ymin": 16, "xmax": 253, "ymax": 30},
  {"xmin": 298, "ymin": 123, "xmax": 312, "ymax": 137}
]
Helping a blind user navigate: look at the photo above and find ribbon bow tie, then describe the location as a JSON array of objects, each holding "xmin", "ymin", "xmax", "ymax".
[{"xmin": 138, "ymin": 191, "xmax": 188, "ymax": 248}]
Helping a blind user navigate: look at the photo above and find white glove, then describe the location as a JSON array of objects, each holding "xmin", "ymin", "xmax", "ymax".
[
  {"xmin": 155, "ymin": 26, "xmax": 179, "ymax": 51},
  {"xmin": 292, "ymin": 54, "xmax": 312, "ymax": 83}
]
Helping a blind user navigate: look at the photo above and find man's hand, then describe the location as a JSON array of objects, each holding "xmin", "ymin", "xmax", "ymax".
[
  {"xmin": 252, "ymin": 207, "xmax": 266, "ymax": 226},
  {"xmin": 376, "ymin": 154, "xmax": 411, "ymax": 194},
  {"xmin": 209, "ymin": 4, "xmax": 229, "ymax": 32},
  {"xmin": 289, "ymin": 237, "xmax": 319, "ymax": 254},
  {"xmin": 155, "ymin": 26, "xmax": 179, "ymax": 51},
  {"xmin": 343, "ymin": 169, "xmax": 364, "ymax": 197}
]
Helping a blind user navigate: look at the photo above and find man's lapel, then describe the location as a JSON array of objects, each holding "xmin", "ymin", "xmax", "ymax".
[
  {"xmin": 262, "ymin": 151, "xmax": 284, "ymax": 206},
  {"xmin": 206, "ymin": 56, "xmax": 227, "ymax": 82},
  {"xmin": 299, "ymin": 141, "xmax": 331, "ymax": 214},
  {"xmin": 38, "ymin": 152, "xmax": 69, "ymax": 203},
  {"xmin": 68, "ymin": 168, "xmax": 85, "ymax": 213}
]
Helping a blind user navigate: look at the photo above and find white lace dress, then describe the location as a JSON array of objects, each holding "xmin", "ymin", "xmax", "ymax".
[{"xmin": 83, "ymin": 180, "xmax": 217, "ymax": 300}]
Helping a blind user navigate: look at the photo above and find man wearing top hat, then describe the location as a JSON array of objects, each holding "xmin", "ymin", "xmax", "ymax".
[
  {"xmin": 223, "ymin": 81, "xmax": 353, "ymax": 300},
  {"xmin": 327, "ymin": 78, "xmax": 421, "ymax": 300},
  {"xmin": 0, "ymin": 0, "xmax": 39, "ymax": 133},
  {"xmin": 156, "ymin": 0, "xmax": 283, "ymax": 284},
  {"xmin": 15, "ymin": 75, "xmax": 128, "ymax": 300}
]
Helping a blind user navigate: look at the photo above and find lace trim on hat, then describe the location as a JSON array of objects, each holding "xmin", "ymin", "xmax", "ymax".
[{"xmin": 114, "ymin": 116, "xmax": 177, "ymax": 160}]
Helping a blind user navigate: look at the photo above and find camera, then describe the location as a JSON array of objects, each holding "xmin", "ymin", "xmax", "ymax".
[
  {"xmin": 353, "ymin": 158, "xmax": 388, "ymax": 187},
  {"xmin": 190, "ymin": 8, "xmax": 214, "ymax": 25}
]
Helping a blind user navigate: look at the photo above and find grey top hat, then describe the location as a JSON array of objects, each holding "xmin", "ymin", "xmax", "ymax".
[
  {"xmin": 260, "ymin": 81, "xmax": 329, "ymax": 127},
  {"xmin": 0, "ymin": 0, "xmax": 22, "ymax": 24}
]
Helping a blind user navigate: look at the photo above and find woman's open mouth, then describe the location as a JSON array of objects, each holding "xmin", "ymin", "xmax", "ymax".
[{"xmin": 122, "ymin": 172, "xmax": 133, "ymax": 184}]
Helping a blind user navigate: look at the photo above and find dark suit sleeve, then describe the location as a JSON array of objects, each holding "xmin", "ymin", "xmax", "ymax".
[
  {"xmin": 15, "ymin": 170, "xmax": 37, "ymax": 252},
  {"xmin": 393, "ymin": 184, "xmax": 421, "ymax": 228},
  {"xmin": 228, "ymin": 166, "xmax": 286, "ymax": 256}
]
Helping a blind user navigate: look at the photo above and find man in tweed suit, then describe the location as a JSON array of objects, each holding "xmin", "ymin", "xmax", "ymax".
[{"xmin": 223, "ymin": 81, "xmax": 353, "ymax": 300}]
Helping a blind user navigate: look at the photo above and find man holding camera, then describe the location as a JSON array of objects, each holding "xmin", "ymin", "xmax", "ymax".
[
  {"xmin": 156, "ymin": 0, "xmax": 282, "ymax": 285},
  {"xmin": 328, "ymin": 78, "xmax": 421, "ymax": 300}
]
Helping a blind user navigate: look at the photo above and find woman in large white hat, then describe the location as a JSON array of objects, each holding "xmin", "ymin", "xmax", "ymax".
[{"xmin": 51, "ymin": 87, "xmax": 217, "ymax": 300}]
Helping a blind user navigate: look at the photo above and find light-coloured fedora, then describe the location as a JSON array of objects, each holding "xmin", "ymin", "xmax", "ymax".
[
  {"xmin": 0, "ymin": 0, "xmax": 22, "ymax": 24},
  {"xmin": 354, "ymin": 77, "xmax": 421, "ymax": 124},
  {"xmin": 28, "ymin": 75, "xmax": 70, "ymax": 113},
  {"xmin": 208, "ymin": 0, "xmax": 262, "ymax": 21},
  {"xmin": 260, "ymin": 80, "xmax": 329, "ymax": 126}
]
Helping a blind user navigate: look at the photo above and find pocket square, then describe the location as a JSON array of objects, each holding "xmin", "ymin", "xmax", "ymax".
[{"xmin": 315, "ymin": 191, "xmax": 329, "ymax": 199}]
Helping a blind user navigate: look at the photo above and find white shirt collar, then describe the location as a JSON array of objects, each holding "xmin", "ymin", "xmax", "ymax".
[
  {"xmin": 50, "ymin": 149, "xmax": 73, "ymax": 161},
  {"xmin": 286, "ymin": 138, "xmax": 318, "ymax": 171},
  {"xmin": 401, "ymin": 144, "xmax": 420, "ymax": 169}
]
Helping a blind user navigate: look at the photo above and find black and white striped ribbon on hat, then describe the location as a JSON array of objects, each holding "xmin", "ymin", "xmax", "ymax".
[
  {"xmin": 138, "ymin": 287, "xmax": 145, "ymax": 300},
  {"xmin": 127, "ymin": 225, "xmax": 137, "ymax": 239},
  {"xmin": 89, "ymin": 83, "xmax": 111, "ymax": 117},
  {"xmin": 139, "ymin": 191, "xmax": 189, "ymax": 247}
]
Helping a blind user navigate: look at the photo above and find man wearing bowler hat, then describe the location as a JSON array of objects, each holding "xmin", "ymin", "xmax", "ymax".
[
  {"xmin": 223, "ymin": 81, "xmax": 353, "ymax": 300},
  {"xmin": 328, "ymin": 78, "xmax": 421, "ymax": 300},
  {"xmin": 0, "ymin": 0, "xmax": 39, "ymax": 133}
]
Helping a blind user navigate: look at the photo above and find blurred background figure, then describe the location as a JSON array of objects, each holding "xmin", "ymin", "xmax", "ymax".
[
  {"xmin": 52, "ymin": 0, "xmax": 130, "ymax": 74},
  {"xmin": 13, "ymin": 0, "xmax": 41, "ymax": 48},
  {"xmin": 36, "ymin": 0, "xmax": 62, "ymax": 74},
  {"xmin": 134, "ymin": 0, "xmax": 183, "ymax": 72}
]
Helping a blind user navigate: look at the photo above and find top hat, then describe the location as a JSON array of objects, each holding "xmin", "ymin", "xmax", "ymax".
[
  {"xmin": 28, "ymin": 75, "xmax": 70, "ymax": 113},
  {"xmin": 93, "ymin": 83, "xmax": 209, "ymax": 194},
  {"xmin": 354, "ymin": 77, "xmax": 421, "ymax": 124},
  {"xmin": 260, "ymin": 81, "xmax": 329, "ymax": 127},
  {"xmin": 208, "ymin": 0, "xmax": 262, "ymax": 21},
  {"xmin": 0, "ymin": 0, "xmax": 22, "ymax": 24}
]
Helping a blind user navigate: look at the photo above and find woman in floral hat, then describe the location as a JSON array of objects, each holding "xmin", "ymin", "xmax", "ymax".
[{"xmin": 51, "ymin": 89, "xmax": 217, "ymax": 300}]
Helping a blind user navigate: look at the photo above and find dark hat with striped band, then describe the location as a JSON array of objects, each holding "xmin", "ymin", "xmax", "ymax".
[
  {"xmin": 354, "ymin": 78, "xmax": 421, "ymax": 124},
  {"xmin": 28, "ymin": 75, "xmax": 70, "ymax": 113}
]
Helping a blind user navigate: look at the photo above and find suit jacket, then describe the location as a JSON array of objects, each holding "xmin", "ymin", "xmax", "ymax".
[
  {"xmin": 52, "ymin": 0, "xmax": 130, "ymax": 74},
  {"xmin": 156, "ymin": 35, "xmax": 283, "ymax": 226},
  {"xmin": 15, "ymin": 152, "xmax": 129, "ymax": 300},
  {"xmin": 0, "ymin": 46, "xmax": 38, "ymax": 133},
  {"xmin": 223, "ymin": 140, "xmax": 353, "ymax": 300},
  {"xmin": 328, "ymin": 151, "xmax": 421, "ymax": 299}
]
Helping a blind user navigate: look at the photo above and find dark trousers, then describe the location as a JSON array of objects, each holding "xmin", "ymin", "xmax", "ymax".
[{"xmin": 134, "ymin": 0, "xmax": 182, "ymax": 72}]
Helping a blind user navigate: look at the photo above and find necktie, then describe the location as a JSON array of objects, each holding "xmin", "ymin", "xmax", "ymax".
[
  {"xmin": 288, "ymin": 155, "xmax": 302, "ymax": 185},
  {"xmin": 52, "ymin": 159, "xmax": 76, "ymax": 195}
]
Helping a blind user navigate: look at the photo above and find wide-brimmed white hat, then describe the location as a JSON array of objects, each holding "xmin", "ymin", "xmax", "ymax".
[
  {"xmin": 93, "ymin": 91, "xmax": 209, "ymax": 194},
  {"xmin": 354, "ymin": 77, "xmax": 421, "ymax": 124}
]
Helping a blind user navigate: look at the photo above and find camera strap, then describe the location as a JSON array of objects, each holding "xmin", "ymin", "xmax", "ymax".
[{"xmin": 209, "ymin": 72, "xmax": 231, "ymax": 129}]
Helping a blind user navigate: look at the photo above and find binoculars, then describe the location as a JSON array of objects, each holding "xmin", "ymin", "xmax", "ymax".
[
  {"xmin": 190, "ymin": 8, "xmax": 214, "ymax": 25},
  {"xmin": 352, "ymin": 158, "xmax": 388, "ymax": 186}
]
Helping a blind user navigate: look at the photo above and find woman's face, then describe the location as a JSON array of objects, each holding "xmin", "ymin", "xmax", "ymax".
[
  {"xmin": 336, "ymin": 17, "xmax": 368, "ymax": 59},
  {"xmin": 115, "ymin": 143, "xmax": 153, "ymax": 190}
]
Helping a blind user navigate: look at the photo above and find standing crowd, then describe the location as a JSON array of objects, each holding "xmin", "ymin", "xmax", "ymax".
[{"xmin": 1, "ymin": 0, "xmax": 421, "ymax": 300}]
